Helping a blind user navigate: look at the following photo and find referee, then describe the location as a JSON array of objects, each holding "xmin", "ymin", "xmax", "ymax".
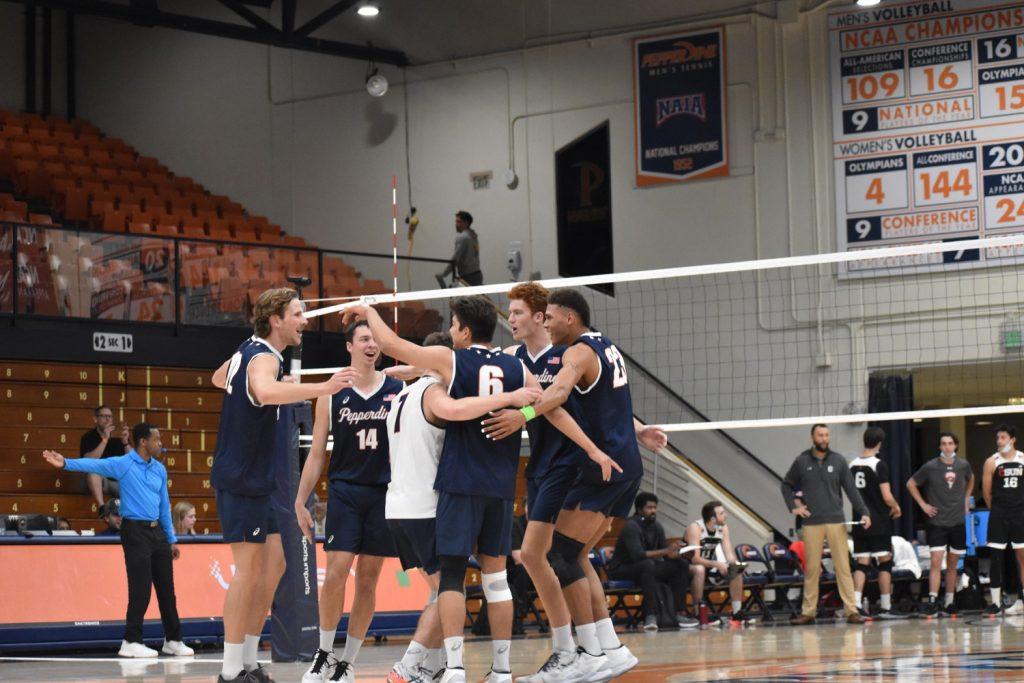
[{"xmin": 43, "ymin": 423, "xmax": 194, "ymax": 658}]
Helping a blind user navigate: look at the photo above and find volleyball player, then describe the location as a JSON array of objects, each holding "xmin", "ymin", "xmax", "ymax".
[
  {"xmin": 982, "ymin": 424, "xmax": 1024, "ymax": 616},
  {"xmin": 385, "ymin": 332, "xmax": 541, "ymax": 683},
  {"xmin": 684, "ymin": 501, "xmax": 749, "ymax": 625},
  {"xmin": 849, "ymin": 427, "xmax": 903, "ymax": 619},
  {"xmin": 907, "ymin": 432, "xmax": 973, "ymax": 616},
  {"xmin": 293, "ymin": 321, "xmax": 403, "ymax": 683},
  {"xmin": 210, "ymin": 288, "xmax": 355, "ymax": 683},
  {"xmin": 343, "ymin": 296, "xmax": 615, "ymax": 683},
  {"xmin": 483, "ymin": 288, "xmax": 668, "ymax": 682}
]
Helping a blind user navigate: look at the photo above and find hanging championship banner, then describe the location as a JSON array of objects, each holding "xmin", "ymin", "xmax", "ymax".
[
  {"xmin": 633, "ymin": 27, "xmax": 729, "ymax": 186},
  {"xmin": 830, "ymin": 0, "xmax": 1024, "ymax": 277}
]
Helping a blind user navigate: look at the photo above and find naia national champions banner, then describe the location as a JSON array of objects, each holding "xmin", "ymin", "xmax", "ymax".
[
  {"xmin": 633, "ymin": 27, "xmax": 729, "ymax": 186},
  {"xmin": 830, "ymin": 0, "xmax": 1024, "ymax": 276}
]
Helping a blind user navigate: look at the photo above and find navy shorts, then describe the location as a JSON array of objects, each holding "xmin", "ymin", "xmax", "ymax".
[
  {"xmin": 325, "ymin": 480, "xmax": 397, "ymax": 556},
  {"xmin": 526, "ymin": 466, "xmax": 578, "ymax": 524},
  {"xmin": 388, "ymin": 518, "xmax": 440, "ymax": 575},
  {"xmin": 216, "ymin": 489, "xmax": 279, "ymax": 543},
  {"xmin": 436, "ymin": 492, "xmax": 513, "ymax": 558},
  {"xmin": 562, "ymin": 475, "xmax": 642, "ymax": 519}
]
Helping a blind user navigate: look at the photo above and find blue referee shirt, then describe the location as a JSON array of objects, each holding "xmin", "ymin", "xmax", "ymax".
[{"xmin": 64, "ymin": 450, "xmax": 177, "ymax": 544}]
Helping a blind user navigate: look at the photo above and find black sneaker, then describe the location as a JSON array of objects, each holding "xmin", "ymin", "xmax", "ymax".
[
  {"xmin": 857, "ymin": 607, "xmax": 871, "ymax": 618},
  {"xmin": 730, "ymin": 610, "xmax": 757, "ymax": 624},
  {"xmin": 920, "ymin": 600, "xmax": 939, "ymax": 617},
  {"xmin": 218, "ymin": 672, "xmax": 257, "ymax": 682},
  {"xmin": 876, "ymin": 609, "xmax": 905, "ymax": 620},
  {"xmin": 983, "ymin": 603, "xmax": 1002, "ymax": 618},
  {"xmin": 942, "ymin": 603, "xmax": 958, "ymax": 618}
]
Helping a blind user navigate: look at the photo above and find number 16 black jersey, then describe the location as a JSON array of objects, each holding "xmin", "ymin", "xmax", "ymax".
[{"xmin": 991, "ymin": 451, "xmax": 1024, "ymax": 516}]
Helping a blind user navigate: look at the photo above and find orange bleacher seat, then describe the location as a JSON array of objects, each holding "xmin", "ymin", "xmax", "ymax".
[
  {"xmin": 108, "ymin": 181, "xmax": 131, "ymax": 199},
  {"xmin": 68, "ymin": 161, "xmax": 91, "ymax": 176},
  {"xmin": 128, "ymin": 221, "xmax": 155, "ymax": 235},
  {"xmin": 87, "ymin": 148, "xmax": 110, "ymax": 165},
  {"xmin": 121, "ymin": 169, "xmax": 145, "ymax": 184},
  {"xmin": 60, "ymin": 187, "xmax": 89, "ymax": 221},
  {"xmin": 3, "ymin": 201, "xmax": 27, "ymax": 221},
  {"xmin": 9, "ymin": 140, "xmax": 35, "ymax": 157},
  {"xmin": 233, "ymin": 226, "xmax": 257, "ymax": 243},
  {"xmin": 26, "ymin": 126, "xmax": 51, "ymax": 143},
  {"xmin": 119, "ymin": 202, "xmax": 142, "ymax": 219},
  {"xmin": 100, "ymin": 209, "xmax": 128, "ymax": 232},
  {"xmin": 36, "ymin": 143, "xmax": 59, "ymax": 159},
  {"xmin": 208, "ymin": 226, "xmax": 231, "ymax": 242},
  {"xmin": 282, "ymin": 235, "xmax": 306, "ymax": 247},
  {"xmin": 154, "ymin": 223, "xmax": 180, "ymax": 237},
  {"xmin": 180, "ymin": 224, "xmax": 206, "ymax": 239},
  {"xmin": 111, "ymin": 152, "xmax": 134, "ymax": 167},
  {"xmin": 81, "ymin": 180, "xmax": 104, "ymax": 197},
  {"xmin": 42, "ymin": 160, "xmax": 65, "ymax": 175},
  {"xmin": 29, "ymin": 213, "xmax": 54, "ymax": 225},
  {"xmin": 77, "ymin": 133, "xmax": 101, "ymax": 148},
  {"xmin": 96, "ymin": 166, "xmax": 118, "ymax": 181},
  {"xmin": 52, "ymin": 130, "xmax": 75, "ymax": 146}
]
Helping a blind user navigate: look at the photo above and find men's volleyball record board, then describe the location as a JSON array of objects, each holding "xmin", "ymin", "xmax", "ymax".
[{"xmin": 830, "ymin": 0, "xmax": 1024, "ymax": 276}]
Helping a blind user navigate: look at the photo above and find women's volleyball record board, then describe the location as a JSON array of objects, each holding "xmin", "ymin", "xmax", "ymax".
[{"xmin": 830, "ymin": 0, "xmax": 1024, "ymax": 276}]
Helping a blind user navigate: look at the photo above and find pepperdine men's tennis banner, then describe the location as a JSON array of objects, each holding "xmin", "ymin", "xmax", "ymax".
[{"xmin": 633, "ymin": 27, "xmax": 728, "ymax": 186}]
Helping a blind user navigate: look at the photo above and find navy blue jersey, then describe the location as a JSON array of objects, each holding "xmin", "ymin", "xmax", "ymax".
[
  {"xmin": 328, "ymin": 375, "xmax": 403, "ymax": 485},
  {"xmin": 513, "ymin": 343, "xmax": 584, "ymax": 479},
  {"xmin": 436, "ymin": 345, "xmax": 526, "ymax": 500},
  {"xmin": 572, "ymin": 332, "xmax": 643, "ymax": 483},
  {"xmin": 211, "ymin": 336, "xmax": 285, "ymax": 496}
]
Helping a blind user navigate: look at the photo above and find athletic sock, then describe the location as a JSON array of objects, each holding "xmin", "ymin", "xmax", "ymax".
[
  {"xmin": 991, "ymin": 587, "xmax": 1002, "ymax": 606},
  {"xmin": 492, "ymin": 639, "xmax": 511, "ymax": 672},
  {"xmin": 944, "ymin": 593, "xmax": 955, "ymax": 607},
  {"xmin": 929, "ymin": 592, "xmax": 938, "ymax": 601},
  {"xmin": 732, "ymin": 600, "xmax": 743, "ymax": 614},
  {"xmin": 425, "ymin": 648, "xmax": 446, "ymax": 673},
  {"xmin": 319, "ymin": 628, "xmax": 336, "ymax": 653},
  {"xmin": 242, "ymin": 634, "xmax": 260, "ymax": 671},
  {"xmin": 401, "ymin": 640, "xmax": 427, "ymax": 668},
  {"xmin": 880, "ymin": 594, "xmax": 892, "ymax": 610},
  {"xmin": 551, "ymin": 624, "xmax": 575, "ymax": 653},
  {"xmin": 595, "ymin": 617, "xmax": 621, "ymax": 650},
  {"xmin": 575, "ymin": 622, "xmax": 601, "ymax": 656},
  {"xmin": 444, "ymin": 636, "xmax": 465, "ymax": 669},
  {"xmin": 342, "ymin": 636, "xmax": 362, "ymax": 664},
  {"xmin": 222, "ymin": 641, "xmax": 244, "ymax": 679},
  {"xmin": 854, "ymin": 591, "xmax": 862, "ymax": 608}
]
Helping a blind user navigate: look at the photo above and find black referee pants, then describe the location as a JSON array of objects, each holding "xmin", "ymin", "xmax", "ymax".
[
  {"xmin": 608, "ymin": 558, "xmax": 690, "ymax": 617},
  {"xmin": 121, "ymin": 520, "xmax": 181, "ymax": 643}
]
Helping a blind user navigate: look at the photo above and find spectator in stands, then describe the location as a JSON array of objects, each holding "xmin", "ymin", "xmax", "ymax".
[
  {"xmin": 97, "ymin": 498, "xmax": 122, "ymax": 536},
  {"xmin": 42, "ymin": 423, "xmax": 194, "ymax": 659},
  {"xmin": 782, "ymin": 423, "xmax": 871, "ymax": 625},
  {"xmin": 173, "ymin": 501, "xmax": 197, "ymax": 537},
  {"xmin": 437, "ymin": 210, "xmax": 482, "ymax": 286},
  {"xmin": 79, "ymin": 405, "xmax": 129, "ymax": 510},
  {"xmin": 684, "ymin": 501, "xmax": 752, "ymax": 624},
  {"xmin": 606, "ymin": 492, "xmax": 698, "ymax": 631}
]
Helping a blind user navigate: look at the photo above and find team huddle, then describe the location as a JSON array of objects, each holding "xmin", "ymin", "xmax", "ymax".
[{"xmin": 209, "ymin": 283, "xmax": 667, "ymax": 683}]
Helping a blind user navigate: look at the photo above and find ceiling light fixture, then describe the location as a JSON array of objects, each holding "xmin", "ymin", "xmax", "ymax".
[
  {"xmin": 357, "ymin": 4, "xmax": 380, "ymax": 17},
  {"xmin": 365, "ymin": 50, "xmax": 388, "ymax": 97}
]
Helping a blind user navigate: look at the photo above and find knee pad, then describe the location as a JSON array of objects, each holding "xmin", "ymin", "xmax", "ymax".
[
  {"xmin": 878, "ymin": 558, "xmax": 893, "ymax": 574},
  {"xmin": 427, "ymin": 589, "xmax": 438, "ymax": 605},
  {"xmin": 482, "ymin": 570, "xmax": 513, "ymax": 603},
  {"xmin": 547, "ymin": 532, "xmax": 586, "ymax": 588},
  {"xmin": 438, "ymin": 555, "xmax": 468, "ymax": 595}
]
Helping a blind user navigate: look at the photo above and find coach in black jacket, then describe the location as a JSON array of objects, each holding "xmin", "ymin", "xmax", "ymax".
[{"xmin": 607, "ymin": 492, "xmax": 696, "ymax": 630}]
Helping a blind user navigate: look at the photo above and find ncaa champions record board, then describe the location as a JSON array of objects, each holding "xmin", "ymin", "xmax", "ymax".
[
  {"xmin": 633, "ymin": 27, "xmax": 728, "ymax": 186},
  {"xmin": 830, "ymin": 0, "xmax": 1024, "ymax": 276}
]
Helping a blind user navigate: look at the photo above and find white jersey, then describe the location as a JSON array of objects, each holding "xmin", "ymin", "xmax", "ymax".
[
  {"xmin": 385, "ymin": 376, "xmax": 445, "ymax": 519},
  {"xmin": 696, "ymin": 519, "xmax": 727, "ymax": 564}
]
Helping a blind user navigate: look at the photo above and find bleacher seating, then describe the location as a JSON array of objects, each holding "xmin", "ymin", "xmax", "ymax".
[
  {"xmin": 0, "ymin": 359, "xmax": 331, "ymax": 534},
  {"xmin": 0, "ymin": 108, "xmax": 443, "ymax": 337}
]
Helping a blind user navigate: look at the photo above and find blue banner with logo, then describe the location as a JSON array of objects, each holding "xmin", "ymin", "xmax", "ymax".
[{"xmin": 633, "ymin": 27, "xmax": 728, "ymax": 186}]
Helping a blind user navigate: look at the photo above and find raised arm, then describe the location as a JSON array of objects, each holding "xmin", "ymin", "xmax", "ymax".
[
  {"xmin": 55, "ymin": 451, "xmax": 126, "ymax": 479},
  {"xmin": 343, "ymin": 304, "xmax": 454, "ymax": 384},
  {"xmin": 294, "ymin": 396, "xmax": 332, "ymax": 543},
  {"xmin": 247, "ymin": 354, "xmax": 354, "ymax": 406}
]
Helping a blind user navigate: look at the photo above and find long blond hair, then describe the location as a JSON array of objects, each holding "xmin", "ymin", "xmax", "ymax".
[{"xmin": 173, "ymin": 501, "xmax": 196, "ymax": 535}]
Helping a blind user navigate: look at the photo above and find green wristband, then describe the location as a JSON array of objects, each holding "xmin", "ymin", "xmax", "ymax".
[{"xmin": 520, "ymin": 406, "xmax": 537, "ymax": 422}]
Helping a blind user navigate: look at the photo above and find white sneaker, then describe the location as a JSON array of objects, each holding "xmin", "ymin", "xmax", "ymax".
[
  {"xmin": 303, "ymin": 648, "xmax": 338, "ymax": 682},
  {"xmin": 161, "ymin": 640, "xmax": 194, "ymax": 656},
  {"xmin": 1006, "ymin": 600, "xmax": 1024, "ymax": 615},
  {"xmin": 483, "ymin": 669, "xmax": 512, "ymax": 683},
  {"xmin": 602, "ymin": 644, "xmax": 638, "ymax": 678},
  {"xmin": 572, "ymin": 648, "xmax": 610, "ymax": 683},
  {"xmin": 389, "ymin": 661, "xmax": 419, "ymax": 683},
  {"xmin": 439, "ymin": 668, "xmax": 466, "ymax": 683},
  {"xmin": 118, "ymin": 640, "xmax": 158, "ymax": 658},
  {"xmin": 515, "ymin": 650, "xmax": 579, "ymax": 683},
  {"xmin": 330, "ymin": 660, "xmax": 355, "ymax": 683}
]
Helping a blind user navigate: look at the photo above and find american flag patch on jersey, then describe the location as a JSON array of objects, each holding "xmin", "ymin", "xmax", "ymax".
[
  {"xmin": 384, "ymin": 394, "xmax": 397, "ymax": 401},
  {"xmin": 548, "ymin": 357, "xmax": 560, "ymax": 364}
]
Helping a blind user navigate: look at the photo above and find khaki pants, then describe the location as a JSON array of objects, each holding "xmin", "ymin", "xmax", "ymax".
[{"xmin": 801, "ymin": 522, "xmax": 858, "ymax": 617}]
